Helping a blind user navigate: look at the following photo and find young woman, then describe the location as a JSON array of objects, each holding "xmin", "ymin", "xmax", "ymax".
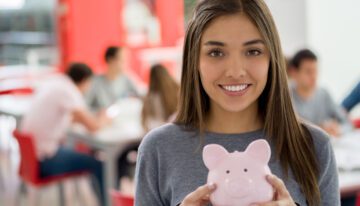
[
  {"xmin": 141, "ymin": 64, "xmax": 180, "ymax": 131},
  {"xmin": 135, "ymin": 0, "xmax": 339, "ymax": 205}
]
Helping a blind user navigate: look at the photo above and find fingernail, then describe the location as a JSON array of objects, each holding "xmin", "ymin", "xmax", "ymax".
[
  {"xmin": 267, "ymin": 174, "xmax": 274, "ymax": 180},
  {"xmin": 208, "ymin": 182, "xmax": 216, "ymax": 190}
]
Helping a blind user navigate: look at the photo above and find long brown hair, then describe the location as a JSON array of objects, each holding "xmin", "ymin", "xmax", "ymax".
[
  {"xmin": 142, "ymin": 64, "xmax": 180, "ymax": 130},
  {"xmin": 175, "ymin": 0, "xmax": 320, "ymax": 205}
]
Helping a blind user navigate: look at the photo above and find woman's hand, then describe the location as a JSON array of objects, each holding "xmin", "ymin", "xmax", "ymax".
[
  {"xmin": 179, "ymin": 183, "xmax": 216, "ymax": 206},
  {"xmin": 253, "ymin": 174, "xmax": 296, "ymax": 206}
]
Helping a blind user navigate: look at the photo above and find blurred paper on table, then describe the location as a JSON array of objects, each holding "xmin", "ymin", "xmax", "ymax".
[
  {"xmin": 333, "ymin": 130, "xmax": 360, "ymax": 171},
  {"xmin": 106, "ymin": 104, "xmax": 121, "ymax": 118}
]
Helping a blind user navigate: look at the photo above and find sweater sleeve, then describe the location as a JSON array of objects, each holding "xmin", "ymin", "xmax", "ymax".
[
  {"xmin": 342, "ymin": 82, "xmax": 360, "ymax": 112},
  {"xmin": 135, "ymin": 133, "xmax": 165, "ymax": 206},
  {"xmin": 317, "ymin": 136, "xmax": 340, "ymax": 205}
]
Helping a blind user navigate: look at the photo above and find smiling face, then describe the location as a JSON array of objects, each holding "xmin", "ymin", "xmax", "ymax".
[{"xmin": 199, "ymin": 13, "xmax": 270, "ymax": 117}]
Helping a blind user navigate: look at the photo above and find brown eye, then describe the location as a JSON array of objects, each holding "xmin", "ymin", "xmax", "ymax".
[
  {"xmin": 226, "ymin": 170, "xmax": 230, "ymax": 174},
  {"xmin": 246, "ymin": 49, "xmax": 262, "ymax": 56},
  {"xmin": 208, "ymin": 49, "xmax": 224, "ymax": 57},
  {"xmin": 244, "ymin": 168, "xmax": 248, "ymax": 172}
]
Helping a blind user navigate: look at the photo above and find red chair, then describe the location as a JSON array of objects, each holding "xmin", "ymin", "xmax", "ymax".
[
  {"xmin": 356, "ymin": 192, "xmax": 360, "ymax": 206},
  {"xmin": 353, "ymin": 118, "xmax": 360, "ymax": 129},
  {"xmin": 74, "ymin": 142, "xmax": 93, "ymax": 154},
  {"xmin": 0, "ymin": 88, "xmax": 33, "ymax": 95},
  {"xmin": 110, "ymin": 190, "xmax": 134, "ymax": 206},
  {"xmin": 12, "ymin": 130, "xmax": 88, "ymax": 205}
]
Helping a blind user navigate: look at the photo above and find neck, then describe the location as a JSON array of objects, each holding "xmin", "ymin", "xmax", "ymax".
[
  {"xmin": 75, "ymin": 84, "xmax": 84, "ymax": 95},
  {"xmin": 296, "ymin": 85, "xmax": 314, "ymax": 100},
  {"xmin": 205, "ymin": 102, "xmax": 263, "ymax": 134},
  {"xmin": 105, "ymin": 66, "xmax": 121, "ymax": 81}
]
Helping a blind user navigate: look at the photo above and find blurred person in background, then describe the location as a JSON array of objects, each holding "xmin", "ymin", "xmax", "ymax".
[
  {"xmin": 285, "ymin": 57, "xmax": 296, "ymax": 87},
  {"xmin": 21, "ymin": 63, "xmax": 110, "ymax": 204},
  {"xmin": 86, "ymin": 46, "xmax": 140, "ymax": 111},
  {"xmin": 141, "ymin": 64, "xmax": 180, "ymax": 131},
  {"xmin": 290, "ymin": 49, "xmax": 352, "ymax": 137},
  {"xmin": 116, "ymin": 64, "xmax": 180, "ymax": 197}
]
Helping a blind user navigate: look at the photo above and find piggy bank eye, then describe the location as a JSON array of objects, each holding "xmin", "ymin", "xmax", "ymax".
[
  {"xmin": 244, "ymin": 168, "xmax": 248, "ymax": 172},
  {"xmin": 226, "ymin": 170, "xmax": 230, "ymax": 174}
]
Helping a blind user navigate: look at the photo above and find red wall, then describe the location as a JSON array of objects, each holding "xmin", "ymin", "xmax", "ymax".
[
  {"xmin": 57, "ymin": 0, "xmax": 184, "ymax": 81},
  {"xmin": 156, "ymin": 0, "xmax": 184, "ymax": 46},
  {"xmin": 58, "ymin": 0, "xmax": 125, "ymax": 73}
]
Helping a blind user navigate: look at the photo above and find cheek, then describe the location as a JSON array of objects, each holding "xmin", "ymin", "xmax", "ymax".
[
  {"xmin": 302, "ymin": 73, "xmax": 312, "ymax": 82},
  {"xmin": 310, "ymin": 72, "xmax": 318, "ymax": 80},
  {"xmin": 247, "ymin": 60, "xmax": 269, "ymax": 85},
  {"xmin": 199, "ymin": 59, "xmax": 223, "ymax": 86},
  {"xmin": 117, "ymin": 60, "xmax": 123, "ymax": 66},
  {"xmin": 85, "ymin": 82, "xmax": 91, "ymax": 90}
]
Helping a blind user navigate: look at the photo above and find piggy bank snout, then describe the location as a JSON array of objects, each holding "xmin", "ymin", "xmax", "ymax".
[{"xmin": 225, "ymin": 176, "xmax": 255, "ymax": 198}]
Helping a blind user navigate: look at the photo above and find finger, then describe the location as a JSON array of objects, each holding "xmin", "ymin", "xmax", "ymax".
[
  {"xmin": 201, "ymin": 194, "xmax": 210, "ymax": 201},
  {"xmin": 253, "ymin": 200, "xmax": 287, "ymax": 206},
  {"xmin": 266, "ymin": 175, "xmax": 290, "ymax": 198},
  {"xmin": 183, "ymin": 183, "xmax": 216, "ymax": 203},
  {"xmin": 203, "ymin": 194, "xmax": 210, "ymax": 199},
  {"xmin": 251, "ymin": 202, "xmax": 277, "ymax": 206}
]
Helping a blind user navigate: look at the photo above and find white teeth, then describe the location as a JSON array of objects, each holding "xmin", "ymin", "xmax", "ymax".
[{"xmin": 222, "ymin": 84, "xmax": 248, "ymax": 92}]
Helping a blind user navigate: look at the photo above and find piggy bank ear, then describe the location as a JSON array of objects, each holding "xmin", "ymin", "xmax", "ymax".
[
  {"xmin": 203, "ymin": 144, "xmax": 228, "ymax": 170},
  {"xmin": 245, "ymin": 139, "xmax": 271, "ymax": 164}
]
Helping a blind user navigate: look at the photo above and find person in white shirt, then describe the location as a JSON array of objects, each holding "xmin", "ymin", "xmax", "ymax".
[{"xmin": 21, "ymin": 63, "xmax": 109, "ymax": 204}]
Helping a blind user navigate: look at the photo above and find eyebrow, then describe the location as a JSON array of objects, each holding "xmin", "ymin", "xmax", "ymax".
[
  {"xmin": 243, "ymin": 39, "xmax": 265, "ymax": 46},
  {"xmin": 203, "ymin": 39, "xmax": 265, "ymax": 47},
  {"xmin": 204, "ymin": 41, "xmax": 225, "ymax": 46}
]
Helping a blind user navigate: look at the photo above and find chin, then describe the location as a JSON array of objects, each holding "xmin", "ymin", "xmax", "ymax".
[{"xmin": 218, "ymin": 101, "xmax": 253, "ymax": 113}]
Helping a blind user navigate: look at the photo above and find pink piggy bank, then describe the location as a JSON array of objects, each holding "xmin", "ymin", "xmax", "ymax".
[{"xmin": 203, "ymin": 139, "xmax": 274, "ymax": 206}]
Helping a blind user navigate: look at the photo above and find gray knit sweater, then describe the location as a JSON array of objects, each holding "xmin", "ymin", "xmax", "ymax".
[{"xmin": 135, "ymin": 123, "xmax": 340, "ymax": 206}]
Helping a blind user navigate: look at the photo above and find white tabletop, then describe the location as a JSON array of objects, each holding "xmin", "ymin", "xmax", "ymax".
[
  {"xmin": 0, "ymin": 95, "xmax": 32, "ymax": 120},
  {"xmin": 333, "ymin": 130, "xmax": 360, "ymax": 195},
  {"xmin": 0, "ymin": 71, "xmax": 58, "ymax": 120},
  {"xmin": 333, "ymin": 130, "xmax": 360, "ymax": 171},
  {"xmin": 0, "ymin": 64, "xmax": 54, "ymax": 80},
  {"xmin": 69, "ymin": 98, "xmax": 144, "ymax": 145},
  {"xmin": 339, "ymin": 170, "xmax": 360, "ymax": 196}
]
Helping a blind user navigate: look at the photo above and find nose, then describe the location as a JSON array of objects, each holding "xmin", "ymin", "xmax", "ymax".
[
  {"xmin": 225, "ymin": 56, "xmax": 246, "ymax": 79},
  {"xmin": 225, "ymin": 177, "xmax": 254, "ymax": 198}
]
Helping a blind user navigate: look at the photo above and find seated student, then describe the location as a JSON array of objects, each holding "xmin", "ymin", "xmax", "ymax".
[
  {"xmin": 141, "ymin": 64, "xmax": 180, "ymax": 131},
  {"xmin": 342, "ymin": 81, "xmax": 360, "ymax": 112},
  {"xmin": 21, "ymin": 63, "xmax": 110, "ymax": 204},
  {"xmin": 290, "ymin": 49, "xmax": 352, "ymax": 137},
  {"xmin": 86, "ymin": 46, "xmax": 140, "ymax": 111}
]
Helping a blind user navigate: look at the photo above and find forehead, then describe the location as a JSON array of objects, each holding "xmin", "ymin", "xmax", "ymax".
[
  {"xmin": 201, "ymin": 13, "xmax": 263, "ymax": 45},
  {"xmin": 111, "ymin": 49, "xmax": 122, "ymax": 60},
  {"xmin": 299, "ymin": 59, "xmax": 317, "ymax": 69}
]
